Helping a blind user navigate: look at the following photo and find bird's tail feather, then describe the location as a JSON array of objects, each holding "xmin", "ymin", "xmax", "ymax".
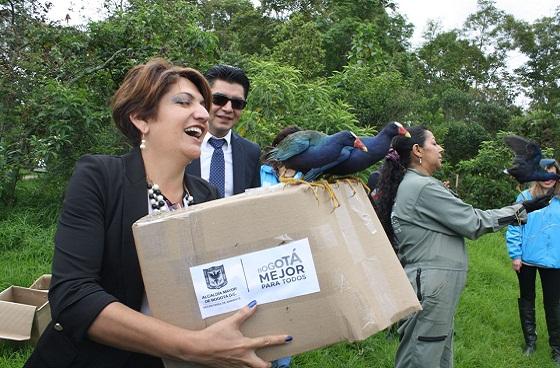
[{"xmin": 263, "ymin": 148, "xmax": 279, "ymax": 162}]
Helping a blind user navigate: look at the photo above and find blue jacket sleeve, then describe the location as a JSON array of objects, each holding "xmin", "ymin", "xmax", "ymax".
[
  {"xmin": 505, "ymin": 191, "xmax": 529, "ymax": 260},
  {"xmin": 260, "ymin": 164, "xmax": 279, "ymax": 187}
]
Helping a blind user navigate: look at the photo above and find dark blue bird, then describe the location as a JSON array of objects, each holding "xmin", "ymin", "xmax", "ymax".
[
  {"xmin": 304, "ymin": 122, "xmax": 410, "ymax": 180},
  {"xmin": 504, "ymin": 135, "xmax": 560, "ymax": 183},
  {"xmin": 264, "ymin": 130, "xmax": 367, "ymax": 175}
]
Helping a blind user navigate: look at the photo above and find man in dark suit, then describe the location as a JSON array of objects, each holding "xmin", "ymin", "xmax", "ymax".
[{"xmin": 186, "ymin": 65, "xmax": 260, "ymax": 197}]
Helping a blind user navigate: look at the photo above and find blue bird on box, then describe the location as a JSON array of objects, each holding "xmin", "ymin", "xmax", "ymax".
[
  {"xmin": 265, "ymin": 130, "xmax": 368, "ymax": 177},
  {"xmin": 504, "ymin": 135, "xmax": 560, "ymax": 183},
  {"xmin": 303, "ymin": 122, "xmax": 410, "ymax": 181}
]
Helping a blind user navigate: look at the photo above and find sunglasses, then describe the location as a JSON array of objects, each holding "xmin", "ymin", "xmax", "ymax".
[{"xmin": 212, "ymin": 93, "xmax": 247, "ymax": 110}]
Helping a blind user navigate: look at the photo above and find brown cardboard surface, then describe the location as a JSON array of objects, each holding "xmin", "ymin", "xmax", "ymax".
[
  {"xmin": 0, "ymin": 286, "xmax": 51, "ymax": 343},
  {"xmin": 133, "ymin": 181, "xmax": 420, "ymax": 367},
  {"xmin": 29, "ymin": 274, "xmax": 51, "ymax": 290}
]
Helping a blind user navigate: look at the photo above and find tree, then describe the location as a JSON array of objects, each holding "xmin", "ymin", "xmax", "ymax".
[
  {"xmin": 508, "ymin": 109, "xmax": 560, "ymax": 155},
  {"xmin": 270, "ymin": 13, "xmax": 325, "ymax": 78},
  {"xmin": 418, "ymin": 30, "xmax": 487, "ymax": 92},
  {"xmin": 0, "ymin": 0, "xmax": 220, "ymax": 206},
  {"xmin": 329, "ymin": 63, "xmax": 418, "ymax": 128},
  {"xmin": 236, "ymin": 59, "xmax": 373, "ymax": 148},
  {"xmin": 197, "ymin": 0, "xmax": 278, "ymax": 59},
  {"xmin": 0, "ymin": 0, "xmax": 88, "ymax": 205},
  {"xmin": 442, "ymin": 122, "xmax": 490, "ymax": 166},
  {"xmin": 456, "ymin": 134, "xmax": 518, "ymax": 209},
  {"xmin": 513, "ymin": 8, "xmax": 560, "ymax": 110}
]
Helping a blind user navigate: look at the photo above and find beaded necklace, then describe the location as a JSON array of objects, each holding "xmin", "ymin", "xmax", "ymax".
[{"xmin": 147, "ymin": 182, "xmax": 193, "ymax": 213}]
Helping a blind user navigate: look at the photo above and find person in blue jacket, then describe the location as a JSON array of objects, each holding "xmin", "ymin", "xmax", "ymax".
[{"xmin": 506, "ymin": 158, "xmax": 560, "ymax": 364}]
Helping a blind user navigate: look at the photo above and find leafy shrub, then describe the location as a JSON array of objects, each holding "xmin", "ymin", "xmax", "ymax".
[
  {"xmin": 237, "ymin": 59, "xmax": 374, "ymax": 148},
  {"xmin": 329, "ymin": 64, "xmax": 419, "ymax": 128},
  {"xmin": 443, "ymin": 122, "xmax": 491, "ymax": 165},
  {"xmin": 456, "ymin": 133, "xmax": 518, "ymax": 209}
]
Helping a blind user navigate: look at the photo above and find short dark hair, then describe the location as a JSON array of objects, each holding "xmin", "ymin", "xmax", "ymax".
[
  {"xmin": 272, "ymin": 125, "xmax": 301, "ymax": 147},
  {"xmin": 111, "ymin": 58, "xmax": 211, "ymax": 146},
  {"xmin": 205, "ymin": 64, "xmax": 250, "ymax": 99}
]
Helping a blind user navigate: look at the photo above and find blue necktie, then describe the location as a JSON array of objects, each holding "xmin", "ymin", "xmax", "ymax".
[{"xmin": 208, "ymin": 137, "xmax": 226, "ymax": 197}]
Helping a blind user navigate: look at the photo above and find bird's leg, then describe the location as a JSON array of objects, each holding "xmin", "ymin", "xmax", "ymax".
[
  {"xmin": 280, "ymin": 177, "xmax": 340, "ymax": 209},
  {"xmin": 325, "ymin": 176, "xmax": 367, "ymax": 197},
  {"xmin": 279, "ymin": 177, "xmax": 322, "ymax": 205},
  {"xmin": 278, "ymin": 166, "xmax": 298, "ymax": 179},
  {"xmin": 315, "ymin": 179, "xmax": 340, "ymax": 210}
]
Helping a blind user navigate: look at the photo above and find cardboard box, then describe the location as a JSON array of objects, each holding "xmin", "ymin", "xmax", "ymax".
[
  {"xmin": 0, "ymin": 286, "xmax": 51, "ymax": 344},
  {"xmin": 29, "ymin": 274, "xmax": 51, "ymax": 290},
  {"xmin": 133, "ymin": 181, "xmax": 420, "ymax": 367}
]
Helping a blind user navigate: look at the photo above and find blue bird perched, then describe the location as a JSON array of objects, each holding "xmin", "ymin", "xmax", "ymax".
[
  {"xmin": 264, "ymin": 130, "xmax": 368, "ymax": 175},
  {"xmin": 304, "ymin": 122, "xmax": 410, "ymax": 181},
  {"xmin": 504, "ymin": 135, "xmax": 560, "ymax": 183}
]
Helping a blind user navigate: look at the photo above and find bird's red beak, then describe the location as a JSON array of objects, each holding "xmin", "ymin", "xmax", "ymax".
[
  {"xmin": 354, "ymin": 138, "xmax": 368, "ymax": 152},
  {"xmin": 400, "ymin": 126, "xmax": 411, "ymax": 137}
]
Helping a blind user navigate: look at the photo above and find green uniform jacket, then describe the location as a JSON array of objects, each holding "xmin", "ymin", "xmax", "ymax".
[{"xmin": 391, "ymin": 169, "xmax": 526, "ymax": 271}]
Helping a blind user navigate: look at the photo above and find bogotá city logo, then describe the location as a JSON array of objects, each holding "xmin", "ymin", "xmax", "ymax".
[{"xmin": 203, "ymin": 265, "xmax": 228, "ymax": 289}]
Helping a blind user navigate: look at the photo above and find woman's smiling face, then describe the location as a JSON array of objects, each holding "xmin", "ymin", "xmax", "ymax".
[
  {"xmin": 144, "ymin": 77, "xmax": 209, "ymax": 163},
  {"xmin": 539, "ymin": 165, "xmax": 559, "ymax": 190}
]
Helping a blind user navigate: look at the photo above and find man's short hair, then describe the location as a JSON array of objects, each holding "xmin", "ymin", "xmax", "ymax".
[{"xmin": 205, "ymin": 64, "xmax": 250, "ymax": 99}]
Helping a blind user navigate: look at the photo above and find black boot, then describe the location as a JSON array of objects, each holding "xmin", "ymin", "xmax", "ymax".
[
  {"xmin": 519, "ymin": 298, "xmax": 537, "ymax": 355},
  {"xmin": 544, "ymin": 300, "xmax": 560, "ymax": 365}
]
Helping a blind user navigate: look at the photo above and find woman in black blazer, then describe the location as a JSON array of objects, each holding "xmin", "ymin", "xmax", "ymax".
[{"xmin": 25, "ymin": 59, "xmax": 291, "ymax": 368}]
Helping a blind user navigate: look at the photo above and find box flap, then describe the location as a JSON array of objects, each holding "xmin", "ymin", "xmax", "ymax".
[
  {"xmin": 0, "ymin": 287, "xmax": 36, "ymax": 341},
  {"xmin": 29, "ymin": 274, "xmax": 52, "ymax": 290}
]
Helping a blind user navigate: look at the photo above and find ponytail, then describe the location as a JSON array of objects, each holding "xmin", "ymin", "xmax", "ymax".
[{"xmin": 375, "ymin": 126, "xmax": 427, "ymax": 250}]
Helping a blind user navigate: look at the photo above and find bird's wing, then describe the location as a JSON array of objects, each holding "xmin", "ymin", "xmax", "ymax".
[
  {"xmin": 270, "ymin": 131, "xmax": 326, "ymax": 161},
  {"xmin": 303, "ymin": 146, "xmax": 353, "ymax": 181},
  {"xmin": 503, "ymin": 135, "xmax": 554, "ymax": 183},
  {"xmin": 504, "ymin": 135, "xmax": 542, "ymax": 164}
]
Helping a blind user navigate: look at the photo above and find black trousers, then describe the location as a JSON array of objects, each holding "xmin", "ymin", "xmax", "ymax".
[{"xmin": 517, "ymin": 264, "xmax": 560, "ymax": 305}]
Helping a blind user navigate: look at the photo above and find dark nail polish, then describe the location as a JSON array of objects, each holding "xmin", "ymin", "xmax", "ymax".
[
  {"xmin": 285, "ymin": 335, "xmax": 293, "ymax": 342},
  {"xmin": 248, "ymin": 300, "xmax": 257, "ymax": 308}
]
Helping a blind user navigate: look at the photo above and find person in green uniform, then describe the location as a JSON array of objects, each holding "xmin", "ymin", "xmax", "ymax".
[{"xmin": 374, "ymin": 126, "xmax": 553, "ymax": 368}]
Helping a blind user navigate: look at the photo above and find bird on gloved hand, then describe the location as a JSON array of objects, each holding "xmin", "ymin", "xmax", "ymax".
[{"xmin": 504, "ymin": 135, "xmax": 560, "ymax": 183}]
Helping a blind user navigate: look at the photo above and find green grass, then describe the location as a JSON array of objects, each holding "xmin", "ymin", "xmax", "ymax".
[
  {"xmin": 1, "ymin": 182, "xmax": 558, "ymax": 367},
  {"xmin": 0, "ymin": 180, "xmax": 57, "ymax": 368}
]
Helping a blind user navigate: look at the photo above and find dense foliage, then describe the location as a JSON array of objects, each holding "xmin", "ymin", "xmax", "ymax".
[{"xmin": 1, "ymin": 0, "xmax": 559, "ymax": 211}]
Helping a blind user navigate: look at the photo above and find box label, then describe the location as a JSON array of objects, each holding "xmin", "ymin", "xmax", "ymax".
[{"xmin": 190, "ymin": 238, "xmax": 320, "ymax": 319}]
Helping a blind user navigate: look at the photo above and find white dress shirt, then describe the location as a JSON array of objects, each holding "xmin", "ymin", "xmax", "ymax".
[{"xmin": 200, "ymin": 130, "xmax": 234, "ymax": 197}]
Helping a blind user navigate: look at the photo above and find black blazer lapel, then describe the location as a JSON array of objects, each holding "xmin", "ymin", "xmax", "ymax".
[
  {"xmin": 231, "ymin": 133, "xmax": 246, "ymax": 195},
  {"xmin": 186, "ymin": 158, "xmax": 201, "ymax": 177},
  {"xmin": 121, "ymin": 148, "xmax": 149, "ymax": 307}
]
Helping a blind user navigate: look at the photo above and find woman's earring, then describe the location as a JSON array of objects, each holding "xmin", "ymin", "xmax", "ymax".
[
  {"xmin": 140, "ymin": 134, "xmax": 146, "ymax": 150},
  {"xmin": 419, "ymin": 157, "xmax": 422, "ymax": 165}
]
